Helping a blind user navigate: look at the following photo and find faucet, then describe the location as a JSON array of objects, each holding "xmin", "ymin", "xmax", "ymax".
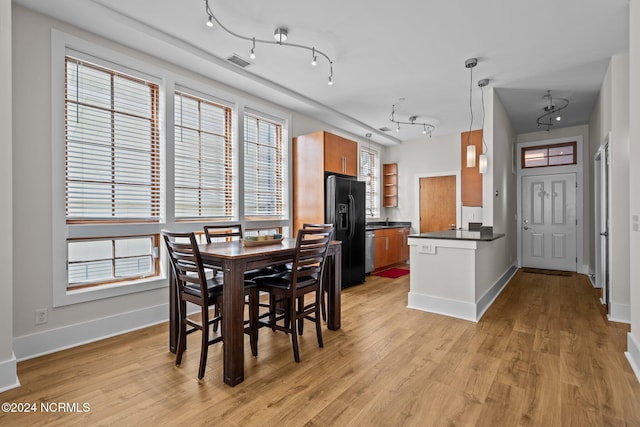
[{"xmin": 385, "ymin": 217, "xmax": 389, "ymax": 226}]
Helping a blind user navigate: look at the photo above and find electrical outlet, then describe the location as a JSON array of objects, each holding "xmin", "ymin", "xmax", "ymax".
[
  {"xmin": 35, "ymin": 308, "xmax": 48, "ymax": 325},
  {"xmin": 418, "ymin": 243, "xmax": 436, "ymax": 254}
]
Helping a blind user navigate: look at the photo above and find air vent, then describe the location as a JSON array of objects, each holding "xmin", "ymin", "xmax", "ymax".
[
  {"xmin": 378, "ymin": 127, "xmax": 391, "ymax": 132},
  {"xmin": 226, "ymin": 54, "xmax": 252, "ymax": 68}
]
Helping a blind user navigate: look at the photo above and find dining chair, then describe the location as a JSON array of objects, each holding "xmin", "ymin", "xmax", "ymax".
[
  {"xmin": 163, "ymin": 230, "xmax": 258, "ymax": 380},
  {"xmin": 301, "ymin": 224, "xmax": 335, "ymax": 322},
  {"xmin": 253, "ymin": 227, "xmax": 333, "ymax": 362}
]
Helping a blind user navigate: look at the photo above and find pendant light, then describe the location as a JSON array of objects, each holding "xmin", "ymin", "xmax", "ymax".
[
  {"xmin": 478, "ymin": 78, "xmax": 489, "ymax": 174},
  {"xmin": 465, "ymin": 58, "xmax": 477, "ymax": 168}
]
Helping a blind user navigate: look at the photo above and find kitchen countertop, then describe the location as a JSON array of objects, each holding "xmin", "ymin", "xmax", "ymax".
[
  {"xmin": 366, "ymin": 221, "xmax": 411, "ymax": 231},
  {"xmin": 409, "ymin": 229, "xmax": 504, "ymax": 241}
]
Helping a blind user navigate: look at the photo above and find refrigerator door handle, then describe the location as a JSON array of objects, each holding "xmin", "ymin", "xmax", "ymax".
[{"xmin": 348, "ymin": 194, "xmax": 355, "ymax": 240}]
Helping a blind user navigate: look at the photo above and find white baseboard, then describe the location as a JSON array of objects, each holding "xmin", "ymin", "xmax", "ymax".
[
  {"xmin": 407, "ymin": 292, "xmax": 476, "ymax": 322},
  {"xmin": 626, "ymin": 333, "xmax": 640, "ymax": 384},
  {"xmin": 476, "ymin": 264, "xmax": 518, "ymax": 320},
  {"xmin": 13, "ymin": 303, "xmax": 168, "ymax": 361},
  {"xmin": 0, "ymin": 354, "xmax": 20, "ymax": 393},
  {"xmin": 608, "ymin": 302, "xmax": 631, "ymax": 324}
]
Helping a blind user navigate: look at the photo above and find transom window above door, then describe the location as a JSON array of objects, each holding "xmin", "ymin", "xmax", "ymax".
[{"xmin": 521, "ymin": 141, "xmax": 576, "ymax": 169}]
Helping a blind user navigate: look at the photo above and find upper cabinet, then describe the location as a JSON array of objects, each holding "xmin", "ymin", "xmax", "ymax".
[
  {"xmin": 382, "ymin": 163, "xmax": 398, "ymax": 207},
  {"xmin": 461, "ymin": 129, "xmax": 483, "ymax": 207},
  {"xmin": 292, "ymin": 131, "xmax": 359, "ymax": 234},
  {"xmin": 323, "ymin": 132, "xmax": 358, "ymax": 176}
]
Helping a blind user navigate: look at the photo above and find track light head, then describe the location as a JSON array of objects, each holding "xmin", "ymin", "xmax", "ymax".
[
  {"xmin": 274, "ymin": 28, "xmax": 288, "ymax": 43},
  {"xmin": 206, "ymin": 15, "xmax": 214, "ymax": 27}
]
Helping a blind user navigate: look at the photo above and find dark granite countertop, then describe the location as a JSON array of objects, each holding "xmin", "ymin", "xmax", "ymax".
[
  {"xmin": 409, "ymin": 230, "xmax": 504, "ymax": 241},
  {"xmin": 366, "ymin": 221, "xmax": 411, "ymax": 231}
]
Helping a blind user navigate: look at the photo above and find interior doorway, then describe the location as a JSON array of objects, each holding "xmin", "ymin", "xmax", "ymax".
[
  {"xmin": 419, "ymin": 175, "xmax": 457, "ymax": 232},
  {"xmin": 594, "ymin": 138, "xmax": 610, "ymax": 312}
]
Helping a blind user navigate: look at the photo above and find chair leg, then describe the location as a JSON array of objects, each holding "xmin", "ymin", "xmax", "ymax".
[
  {"xmin": 297, "ymin": 296, "xmax": 304, "ymax": 335},
  {"xmin": 320, "ymin": 288, "xmax": 327, "ymax": 322},
  {"xmin": 249, "ymin": 287, "xmax": 259, "ymax": 357},
  {"xmin": 198, "ymin": 307, "xmax": 209, "ymax": 380},
  {"xmin": 176, "ymin": 300, "xmax": 187, "ymax": 366},
  {"xmin": 315, "ymin": 302, "xmax": 324, "ymax": 348},
  {"xmin": 289, "ymin": 297, "xmax": 300, "ymax": 363}
]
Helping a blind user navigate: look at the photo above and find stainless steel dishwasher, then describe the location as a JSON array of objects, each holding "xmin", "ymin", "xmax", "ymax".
[{"xmin": 365, "ymin": 230, "xmax": 375, "ymax": 273}]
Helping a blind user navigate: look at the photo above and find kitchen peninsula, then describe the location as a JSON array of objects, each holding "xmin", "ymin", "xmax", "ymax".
[{"xmin": 407, "ymin": 230, "xmax": 516, "ymax": 322}]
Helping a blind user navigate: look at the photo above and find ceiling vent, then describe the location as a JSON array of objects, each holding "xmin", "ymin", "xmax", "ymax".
[
  {"xmin": 378, "ymin": 127, "xmax": 391, "ymax": 132},
  {"xmin": 226, "ymin": 54, "xmax": 252, "ymax": 68}
]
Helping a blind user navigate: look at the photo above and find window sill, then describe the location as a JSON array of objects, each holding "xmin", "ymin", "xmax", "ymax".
[{"xmin": 54, "ymin": 274, "xmax": 168, "ymax": 307}]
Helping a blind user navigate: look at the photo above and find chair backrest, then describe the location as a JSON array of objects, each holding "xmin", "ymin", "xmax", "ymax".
[
  {"xmin": 302, "ymin": 223, "xmax": 335, "ymax": 240},
  {"xmin": 162, "ymin": 231, "xmax": 209, "ymax": 304},
  {"xmin": 290, "ymin": 227, "xmax": 334, "ymax": 288},
  {"xmin": 203, "ymin": 224, "xmax": 243, "ymax": 243}
]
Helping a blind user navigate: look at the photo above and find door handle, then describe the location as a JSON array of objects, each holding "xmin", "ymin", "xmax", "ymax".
[
  {"xmin": 600, "ymin": 231, "xmax": 608, "ymax": 236},
  {"xmin": 523, "ymin": 226, "xmax": 530, "ymax": 230}
]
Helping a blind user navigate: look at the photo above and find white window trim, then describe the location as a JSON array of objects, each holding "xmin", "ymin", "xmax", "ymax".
[
  {"xmin": 52, "ymin": 30, "xmax": 168, "ymax": 306},
  {"xmin": 360, "ymin": 146, "xmax": 380, "ymax": 219}
]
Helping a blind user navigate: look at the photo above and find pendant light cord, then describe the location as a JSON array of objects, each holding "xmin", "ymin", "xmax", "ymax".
[
  {"xmin": 480, "ymin": 83, "xmax": 487, "ymax": 154},
  {"xmin": 467, "ymin": 64, "xmax": 474, "ymax": 146}
]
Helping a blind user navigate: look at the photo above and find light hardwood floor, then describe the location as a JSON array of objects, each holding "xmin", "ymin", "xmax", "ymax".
[{"xmin": 1, "ymin": 268, "xmax": 639, "ymax": 426}]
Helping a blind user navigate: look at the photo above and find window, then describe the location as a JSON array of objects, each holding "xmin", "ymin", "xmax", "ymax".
[
  {"xmin": 360, "ymin": 148, "xmax": 379, "ymax": 217},
  {"xmin": 65, "ymin": 56, "xmax": 160, "ymax": 222},
  {"xmin": 174, "ymin": 91, "xmax": 234, "ymax": 220},
  {"xmin": 522, "ymin": 141, "xmax": 576, "ymax": 169},
  {"xmin": 243, "ymin": 113, "xmax": 287, "ymax": 218},
  {"xmin": 64, "ymin": 55, "xmax": 161, "ymax": 291},
  {"xmin": 68, "ymin": 235, "xmax": 159, "ymax": 288}
]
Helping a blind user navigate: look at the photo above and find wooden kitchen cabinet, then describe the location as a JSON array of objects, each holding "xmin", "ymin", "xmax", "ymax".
[
  {"xmin": 293, "ymin": 131, "xmax": 359, "ymax": 234},
  {"xmin": 373, "ymin": 227, "xmax": 410, "ymax": 270},
  {"xmin": 382, "ymin": 163, "xmax": 398, "ymax": 207},
  {"xmin": 461, "ymin": 129, "xmax": 483, "ymax": 207},
  {"xmin": 323, "ymin": 132, "xmax": 358, "ymax": 176}
]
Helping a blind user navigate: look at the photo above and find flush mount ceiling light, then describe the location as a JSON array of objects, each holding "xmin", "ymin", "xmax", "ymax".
[
  {"xmin": 204, "ymin": 0, "xmax": 334, "ymax": 85},
  {"xmin": 388, "ymin": 103, "xmax": 435, "ymax": 138},
  {"xmin": 536, "ymin": 90, "xmax": 569, "ymax": 131}
]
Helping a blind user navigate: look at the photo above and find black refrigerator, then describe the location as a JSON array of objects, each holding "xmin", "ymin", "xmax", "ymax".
[{"xmin": 326, "ymin": 175, "xmax": 366, "ymax": 287}]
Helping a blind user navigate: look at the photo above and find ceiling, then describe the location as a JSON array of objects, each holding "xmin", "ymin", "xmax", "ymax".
[{"xmin": 14, "ymin": 0, "xmax": 629, "ymax": 145}]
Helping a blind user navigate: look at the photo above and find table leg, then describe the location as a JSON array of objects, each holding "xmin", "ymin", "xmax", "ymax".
[
  {"xmin": 327, "ymin": 243, "xmax": 341, "ymax": 330},
  {"xmin": 222, "ymin": 259, "xmax": 245, "ymax": 386}
]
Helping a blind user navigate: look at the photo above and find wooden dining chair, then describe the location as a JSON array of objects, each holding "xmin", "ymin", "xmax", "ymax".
[
  {"xmin": 253, "ymin": 227, "xmax": 333, "ymax": 362},
  {"xmin": 163, "ymin": 230, "xmax": 258, "ymax": 380},
  {"xmin": 301, "ymin": 224, "xmax": 335, "ymax": 322},
  {"xmin": 203, "ymin": 223, "xmax": 244, "ymax": 244}
]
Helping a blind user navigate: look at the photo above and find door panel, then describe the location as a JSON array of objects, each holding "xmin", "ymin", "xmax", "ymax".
[
  {"xmin": 522, "ymin": 173, "xmax": 577, "ymax": 271},
  {"xmin": 419, "ymin": 176, "xmax": 456, "ymax": 232}
]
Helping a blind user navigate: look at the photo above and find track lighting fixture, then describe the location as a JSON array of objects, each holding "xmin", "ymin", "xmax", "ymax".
[
  {"xmin": 204, "ymin": 0, "xmax": 334, "ymax": 85},
  {"xmin": 388, "ymin": 104, "xmax": 435, "ymax": 138},
  {"xmin": 536, "ymin": 90, "xmax": 569, "ymax": 131}
]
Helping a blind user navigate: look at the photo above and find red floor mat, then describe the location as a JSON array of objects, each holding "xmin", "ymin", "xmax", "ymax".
[{"xmin": 374, "ymin": 268, "xmax": 410, "ymax": 279}]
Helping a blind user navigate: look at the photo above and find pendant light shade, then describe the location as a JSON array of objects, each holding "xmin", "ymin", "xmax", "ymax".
[
  {"xmin": 478, "ymin": 153, "xmax": 487, "ymax": 174},
  {"xmin": 466, "ymin": 144, "xmax": 476, "ymax": 168}
]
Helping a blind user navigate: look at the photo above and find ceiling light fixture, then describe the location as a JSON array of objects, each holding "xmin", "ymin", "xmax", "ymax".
[
  {"xmin": 478, "ymin": 78, "xmax": 490, "ymax": 174},
  {"xmin": 204, "ymin": 0, "xmax": 334, "ymax": 85},
  {"xmin": 536, "ymin": 90, "xmax": 569, "ymax": 131},
  {"xmin": 465, "ymin": 58, "xmax": 478, "ymax": 168},
  {"xmin": 388, "ymin": 104, "xmax": 435, "ymax": 138}
]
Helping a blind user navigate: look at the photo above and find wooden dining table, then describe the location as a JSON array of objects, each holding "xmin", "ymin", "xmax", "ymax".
[{"xmin": 168, "ymin": 238, "xmax": 342, "ymax": 386}]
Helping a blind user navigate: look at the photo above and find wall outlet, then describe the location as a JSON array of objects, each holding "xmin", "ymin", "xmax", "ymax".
[
  {"xmin": 35, "ymin": 308, "xmax": 48, "ymax": 325},
  {"xmin": 418, "ymin": 243, "xmax": 436, "ymax": 254}
]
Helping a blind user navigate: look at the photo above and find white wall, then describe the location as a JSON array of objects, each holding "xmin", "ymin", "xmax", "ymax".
[
  {"xmin": 589, "ymin": 54, "xmax": 631, "ymax": 322},
  {"xmin": 627, "ymin": 0, "xmax": 640, "ymax": 381},
  {"xmin": 382, "ymin": 133, "xmax": 460, "ymax": 231},
  {"xmin": 0, "ymin": 1, "xmax": 18, "ymax": 392},
  {"xmin": 10, "ymin": 6, "xmax": 338, "ymax": 358}
]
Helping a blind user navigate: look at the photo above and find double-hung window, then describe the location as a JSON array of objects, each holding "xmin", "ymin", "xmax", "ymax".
[
  {"xmin": 174, "ymin": 90, "xmax": 234, "ymax": 220},
  {"xmin": 243, "ymin": 112, "xmax": 287, "ymax": 219},
  {"xmin": 64, "ymin": 55, "xmax": 161, "ymax": 289},
  {"xmin": 360, "ymin": 148, "xmax": 379, "ymax": 218}
]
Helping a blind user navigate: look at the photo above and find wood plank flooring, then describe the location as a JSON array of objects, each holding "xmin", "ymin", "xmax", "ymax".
[{"xmin": 1, "ymin": 268, "xmax": 639, "ymax": 426}]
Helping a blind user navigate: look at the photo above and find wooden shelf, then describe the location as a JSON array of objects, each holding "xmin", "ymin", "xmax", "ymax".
[{"xmin": 382, "ymin": 163, "xmax": 398, "ymax": 207}]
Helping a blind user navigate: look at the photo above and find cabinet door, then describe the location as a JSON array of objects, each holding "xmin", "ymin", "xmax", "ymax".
[
  {"xmin": 324, "ymin": 132, "xmax": 358, "ymax": 176},
  {"xmin": 399, "ymin": 228, "xmax": 410, "ymax": 262},
  {"xmin": 374, "ymin": 235, "xmax": 389, "ymax": 270}
]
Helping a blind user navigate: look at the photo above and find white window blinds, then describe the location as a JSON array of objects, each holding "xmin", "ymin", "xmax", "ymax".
[
  {"xmin": 243, "ymin": 113, "xmax": 286, "ymax": 218},
  {"xmin": 174, "ymin": 91, "xmax": 234, "ymax": 220},
  {"xmin": 360, "ymin": 148, "xmax": 379, "ymax": 217},
  {"xmin": 65, "ymin": 56, "xmax": 160, "ymax": 222}
]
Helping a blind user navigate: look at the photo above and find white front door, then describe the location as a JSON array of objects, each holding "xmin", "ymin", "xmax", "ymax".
[{"xmin": 522, "ymin": 173, "xmax": 577, "ymax": 271}]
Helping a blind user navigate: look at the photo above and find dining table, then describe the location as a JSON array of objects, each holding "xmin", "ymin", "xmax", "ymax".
[{"xmin": 168, "ymin": 238, "xmax": 342, "ymax": 386}]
